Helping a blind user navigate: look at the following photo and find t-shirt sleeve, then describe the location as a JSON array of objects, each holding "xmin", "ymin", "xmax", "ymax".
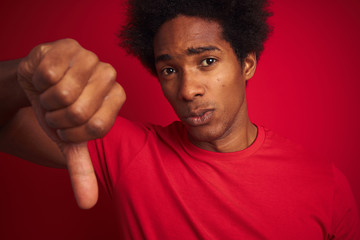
[
  {"xmin": 88, "ymin": 116, "xmax": 150, "ymax": 197},
  {"xmin": 331, "ymin": 165, "xmax": 360, "ymax": 239}
]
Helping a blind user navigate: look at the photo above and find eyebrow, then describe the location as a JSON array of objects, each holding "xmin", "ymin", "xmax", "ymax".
[
  {"xmin": 155, "ymin": 45, "xmax": 221, "ymax": 63},
  {"xmin": 187, "ymin": 46, "xmax": 221, "ymax": 55}
]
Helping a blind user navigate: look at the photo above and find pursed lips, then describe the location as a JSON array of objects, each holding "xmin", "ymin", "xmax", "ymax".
[{"xmin": 181, "ymin": 109, "xmax": 215, "ymax": 126}]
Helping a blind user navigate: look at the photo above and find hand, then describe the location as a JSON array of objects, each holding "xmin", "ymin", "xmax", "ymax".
[{"xmin": 17, "ymin": 39, "xmax": 125, "ymax": 209}]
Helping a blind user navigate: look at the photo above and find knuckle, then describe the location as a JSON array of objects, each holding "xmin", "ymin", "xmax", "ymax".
[
  {"xmin": 67, "ymin": 103, "xmax": 89, "ymax": 125},
  {"xmin": 101, "ymin": 63, "xmax": 117, "ymax": 82},
  {"xmin": 31, "ymin": 42, "xmax": 50, "ymax": 57},
  {"xmin": 38, "ymin": 65, "xmax": 60, "ymax": 85},
  {"xmin": 83, "ymin": 49, "xmax": 99, "ymax": 63},
  {"xmin": 18, "ymin": 44, "xmax": 50, "ymax": 83},
  {"xmin": 78, "ymin": 50, "xmax": 99, "ymax": 71},
  {"xmin": 53, "ymin": 87, "xmax": 76, "ymax": 106},
  {"xmin": 61, "ymin": 38, "xmax": 80, "ymax": 48},
  {"xmin": 113, "ymin": 83, "xmax": 127, "ymax": 104},
  {"xmin": 117, "ymin": 84, "xmax": 126, "ymax": 100},
  {"xmin": 86, "ymin": 117, "xmax": 107, "ymax": 138},
  {"xmin": 37, "ymin": 43, "xmax": 51, "ymax": 55}
]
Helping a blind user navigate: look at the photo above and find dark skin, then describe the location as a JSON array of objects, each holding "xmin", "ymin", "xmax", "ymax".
[
  {"xmin": 0, "ymin": 39, "xmax": 125, "ymax": 209},
  {"xmin": 154, "ymin": 15, "xmax": 258, "ymax": 152},
  {"xmin": 0, "ymin": 16, "xmax": 257, "ymax": 208}
]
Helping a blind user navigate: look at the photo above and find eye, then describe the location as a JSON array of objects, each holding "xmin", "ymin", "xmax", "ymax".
[
  {"xmin": 161, "ymin": 67, "xmax": 176, "ymax": 76},
  {"xmin": 200, "ymin": 58, "xmax": 217, "ymax": 67}
]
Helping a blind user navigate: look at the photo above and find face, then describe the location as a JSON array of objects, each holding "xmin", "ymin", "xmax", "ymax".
[{"xmin": 154, "ymin": 15, "xmax": 256, "ymax": 150}]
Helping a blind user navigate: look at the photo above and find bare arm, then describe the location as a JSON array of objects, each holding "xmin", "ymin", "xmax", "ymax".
[
  {"xmin": 0, "ymin": 59, "xmax": 30, "ymax": 126},
  {"xmin": 0, "ymin": 107, "xmax": 65, "ymax": 168},
  {"xmin": 0, "ymin": 59, "xmax": 65, "ymax": 167},
  {"xmin": 0, "ymin": 39, "xmax": 126, "ymax": 208}
]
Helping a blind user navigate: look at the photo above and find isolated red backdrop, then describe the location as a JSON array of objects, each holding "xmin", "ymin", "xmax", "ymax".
[{"xmin": 0, "ymin": 0, "xmax": 359, "ymax": 239}]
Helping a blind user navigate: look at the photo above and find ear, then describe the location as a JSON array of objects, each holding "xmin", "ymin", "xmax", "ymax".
[{"xmin": 243, "ymin": 52, "xmax": 257, "ymax": 81}]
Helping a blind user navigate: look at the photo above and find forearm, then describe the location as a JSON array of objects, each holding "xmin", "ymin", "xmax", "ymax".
[
  {"xmin": 0, "ymin": 59, "xmax": 65, "ymax": 167},
  {"xmin": 0, "ymin": 59, "xmax": 30, "ymax": 126},
  {"xmin": 0, "ymin": 107, "xmax": 66, "ymax": 168}
]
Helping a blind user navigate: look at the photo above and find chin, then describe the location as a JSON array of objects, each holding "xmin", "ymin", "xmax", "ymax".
[{"xmin": 187, "ymin": 124, "xmax": 224, "ymax": 143}]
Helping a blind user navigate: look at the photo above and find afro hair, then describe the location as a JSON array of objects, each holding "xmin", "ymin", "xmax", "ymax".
[{"xmin": 119, "ymin": 0, "xmax": 272, "ymax": 75}]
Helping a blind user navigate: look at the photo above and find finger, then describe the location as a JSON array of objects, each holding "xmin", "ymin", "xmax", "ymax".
[
  {"xmin": 39, "ymin": 49, "xmax": 99, "ymax": 111},
  {"xmin": 17, "ymin": 44, "xmax": 51, "ymax": 103},
  {"xmin": 57, "ymin": 83, "xmax": 125, "ymax": 142},
  {"xmin": 17, "ymin": 44, "xmax": 50, "ymax": 84},
  {"xmin": 65, "ymin": 142, "xmax": 98, "ymax": 209},
  {"xmin": 44, "ymin": 62, "xmax": 116, "ymax": 128},
  {"xmin": 32, "ymin": 39, "xmax": 81, "ymax": 92}
]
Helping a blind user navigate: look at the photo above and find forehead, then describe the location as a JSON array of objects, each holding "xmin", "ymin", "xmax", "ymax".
[{"xmin": 154, "ymin": 15, "xmax": 228, "ymax": 56}]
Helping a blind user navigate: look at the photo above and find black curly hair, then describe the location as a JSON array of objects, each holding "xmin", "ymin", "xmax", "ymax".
[{"xmin": 119, "ymin": 0, "xmax": 272, "ymax": 75}]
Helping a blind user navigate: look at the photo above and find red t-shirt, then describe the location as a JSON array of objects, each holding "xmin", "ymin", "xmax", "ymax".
[{"xmin": 88, "ymin": 117, "xmax": 360, "ymax": 239}]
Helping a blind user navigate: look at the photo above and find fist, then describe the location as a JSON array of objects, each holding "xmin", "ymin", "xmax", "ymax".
[
  {"xmin": 17, "ymin": 38, "xmax": 125, "ymax": 144},
  {"xmin": 16, "ymin": 39, "xmax": 126, "ymax": 209}
]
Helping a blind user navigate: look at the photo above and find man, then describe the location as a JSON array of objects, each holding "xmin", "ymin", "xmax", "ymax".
[{"xmin": 0, "ymin": 0, "xmax": 359, "ymax": 239}]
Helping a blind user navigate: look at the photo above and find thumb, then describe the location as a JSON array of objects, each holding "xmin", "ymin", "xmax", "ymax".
[{"xmin": 64, "ymin": 142, "xmax": 98, "ymax": 209}]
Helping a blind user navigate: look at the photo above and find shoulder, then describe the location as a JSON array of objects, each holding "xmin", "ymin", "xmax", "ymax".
[
  {"xmin": 260, "ymin": 126, "xmax": 360, "ymax": 238},
  {"xmin": 259, "ymin": 126, "xmax": 329, "ymax": 167},
  {"xmin": 254, "ymin": 125, "xmax": 337, "ymax": 194},
  {"xmin": 261, "ymin": 126, "xmax": 308, "ymax": 156}
]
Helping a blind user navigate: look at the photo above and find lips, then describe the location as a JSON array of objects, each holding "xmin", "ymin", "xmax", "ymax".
[{"xmin": 182, "ymin": 109, "xmax": 214, "ymax": 126}]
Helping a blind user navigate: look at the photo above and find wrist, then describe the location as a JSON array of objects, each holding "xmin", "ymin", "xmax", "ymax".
[{"xmin": 0, "ymin": 58, "xmax": 31, "ymax": 126}]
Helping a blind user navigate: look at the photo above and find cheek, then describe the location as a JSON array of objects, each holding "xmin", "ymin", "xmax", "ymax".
[
  {"xmin": 160, "ymin": 82, "xmax": 182, "ymax": 112},
  {"xmin": 213, "ymin": 74, "xmax": 242, "ymax": 98},
  {"xmin": 160, "ymin": 82, "xmax": 175, "ymax": 100},
  {"xmin": 214, "ymin": 75, "xmax": 246, "ymax": 114}
]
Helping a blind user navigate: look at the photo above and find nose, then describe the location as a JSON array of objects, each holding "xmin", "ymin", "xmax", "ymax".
[{"xmin": 178, "ymin": 70, "xmax": 205, "ymax": 101}]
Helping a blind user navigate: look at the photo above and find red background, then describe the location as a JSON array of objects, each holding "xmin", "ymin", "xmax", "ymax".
[{"xmin": 0, "ymin": 0, "xmax": 359, "ymax": 239}]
